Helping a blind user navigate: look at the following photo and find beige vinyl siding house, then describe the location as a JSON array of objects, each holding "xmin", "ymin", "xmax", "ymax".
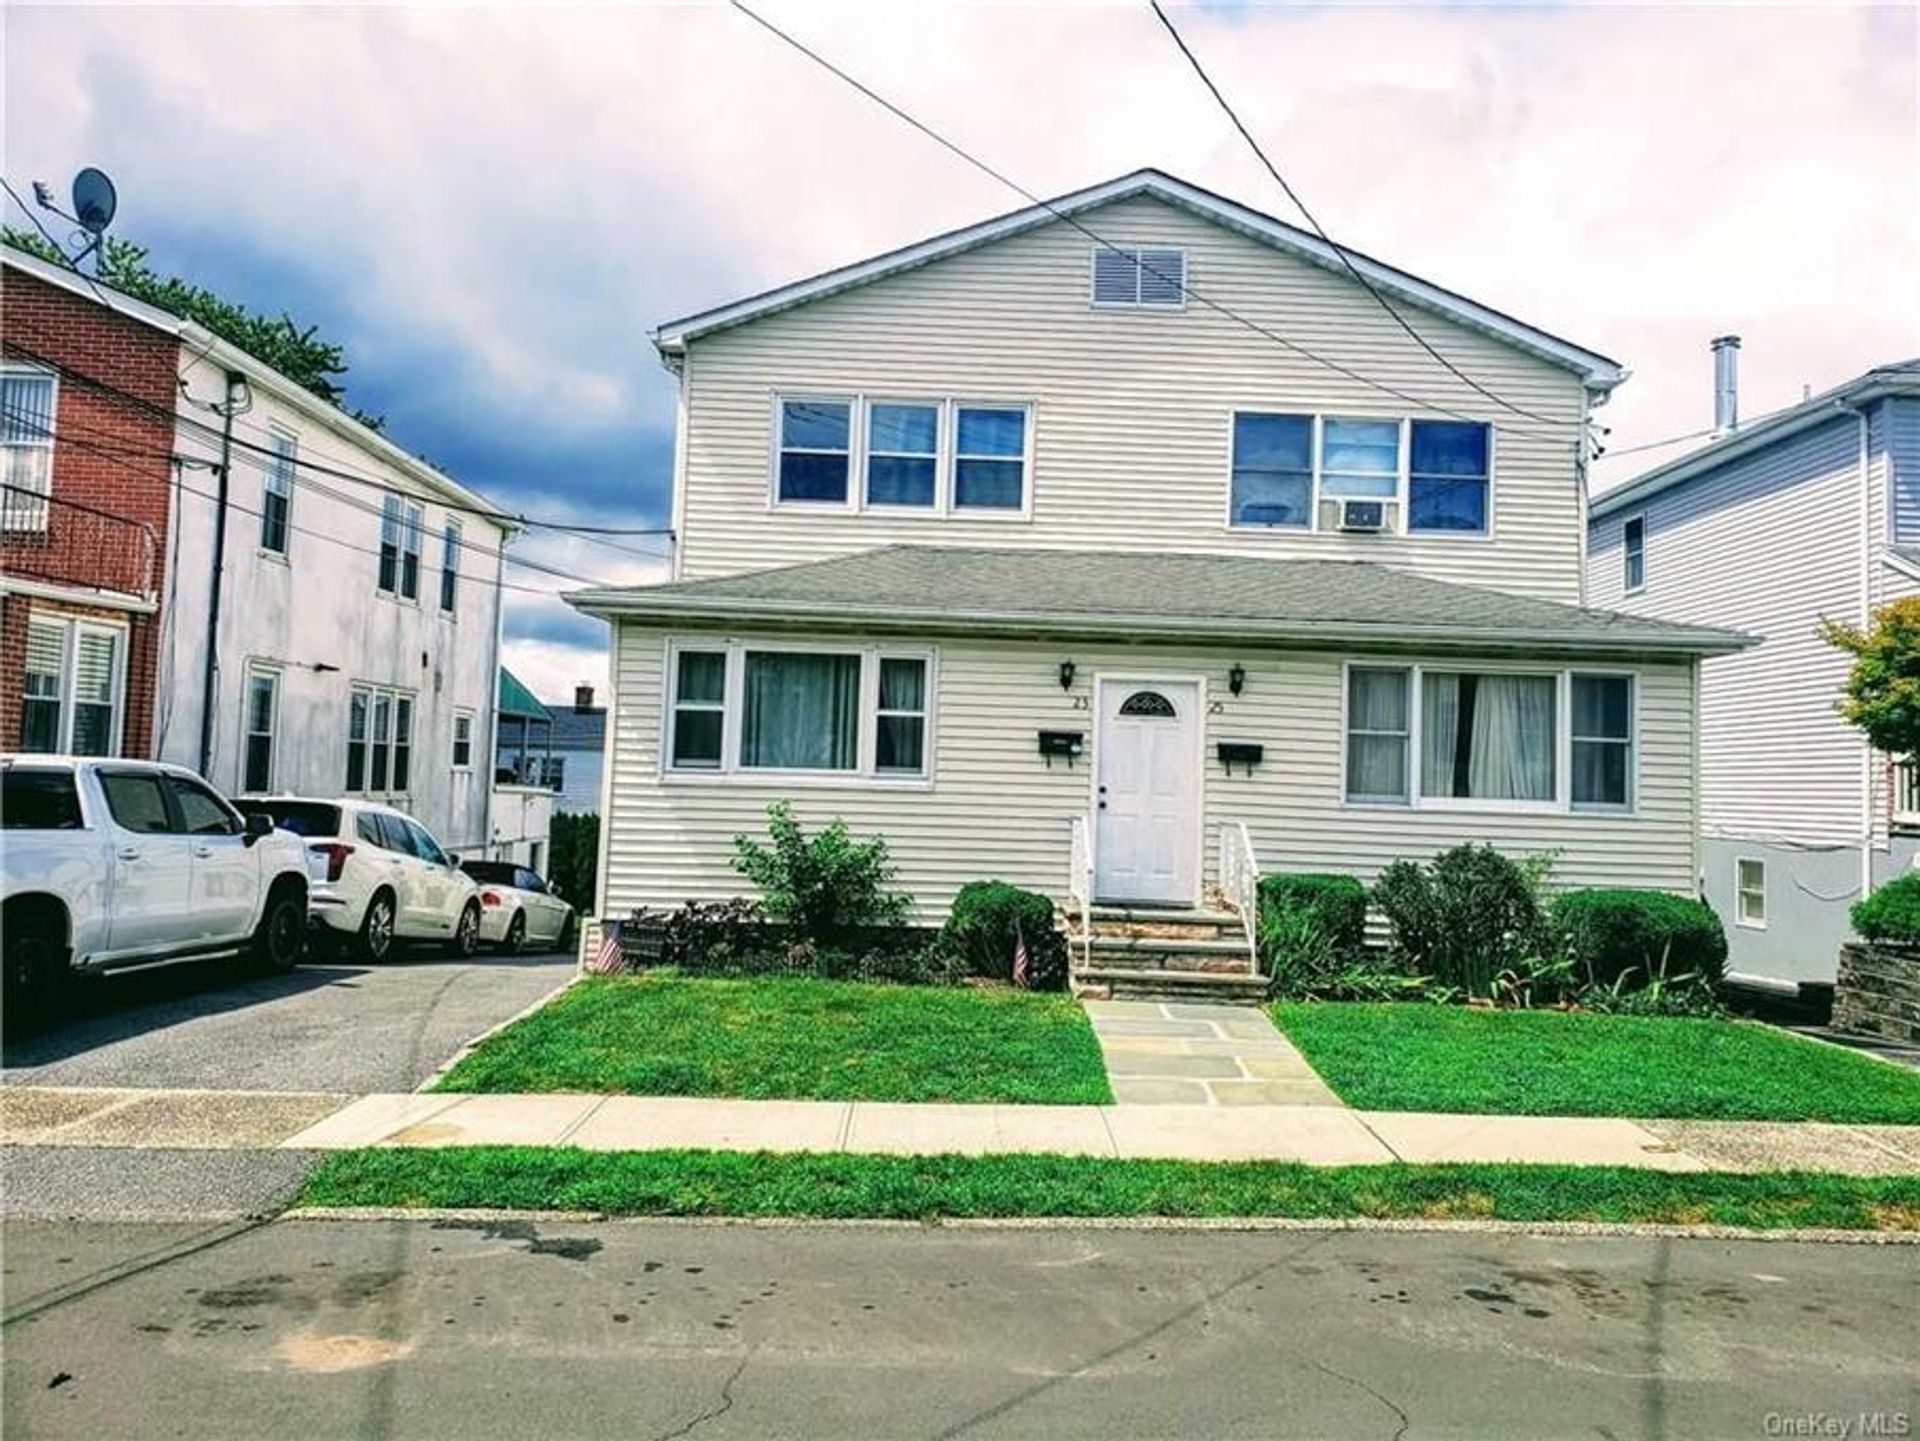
[{"xmin": 577, "ymin": 171, "xmax": 1746, "ymax": 988}]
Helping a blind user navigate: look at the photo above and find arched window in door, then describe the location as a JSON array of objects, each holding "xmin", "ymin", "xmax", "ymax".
[{"xmin": 1118, "ymin": 690, "xmax": 1177, "ymax": 719}]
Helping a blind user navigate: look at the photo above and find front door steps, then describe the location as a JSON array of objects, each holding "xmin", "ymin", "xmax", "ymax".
[{"xmin": 1067, "ymin": 904, "xmax": 1268, "ymax": 1004}]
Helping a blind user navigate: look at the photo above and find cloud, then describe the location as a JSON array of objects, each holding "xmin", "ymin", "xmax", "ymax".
[{"xmin": 8, "ymin": 2, "xmax": 1914, "ymax": 584}]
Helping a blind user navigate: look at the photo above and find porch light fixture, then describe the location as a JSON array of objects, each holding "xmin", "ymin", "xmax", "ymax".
[
  {"xmin": 1058, "ymin": 659, "xmax": 1076, "ymax": 692},
  {"xmin": 1228, "ymin": 663, "xmax": 1246, "ymax": 697}
]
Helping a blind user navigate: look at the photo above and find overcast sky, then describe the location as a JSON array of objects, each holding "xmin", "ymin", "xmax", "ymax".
[{"xmin": 8, "ymin": 2, "xmax": 1916, "ymax": 701}]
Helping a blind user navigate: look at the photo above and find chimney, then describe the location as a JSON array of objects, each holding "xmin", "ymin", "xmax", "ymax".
[
  {"xmin": 1711, "ymin": 335, "xmax": 1741, "ymax": 436},
  {"xmin": 574, "ymin": 684, "xmax": 594, "ymax": 713}
]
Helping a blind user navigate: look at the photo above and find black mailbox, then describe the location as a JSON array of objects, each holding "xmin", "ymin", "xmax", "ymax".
[
  {"xmin": 1037, "ymin": 730, "xmax": 1085, "ymax": 767},
  {"xmin": 1217, "ymin": 741, "xmax": 1264, "ymax": 776}
]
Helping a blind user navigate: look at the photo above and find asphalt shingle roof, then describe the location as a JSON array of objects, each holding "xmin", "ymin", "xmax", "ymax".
[{"xmin": 572, "ymin": 546, "xmax": 1749, "ymax": 656}]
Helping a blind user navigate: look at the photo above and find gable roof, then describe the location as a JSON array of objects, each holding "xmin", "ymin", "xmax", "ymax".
[
  {"xmin": 652, "ymin": 170, "xmax": 1626, "ymax": 395},
  {"xmin": 570, "ymin": 545, "xmax": 1747, "ymax": 657},
  {"xmin": 1592, "ymin": 358, "xmax": 1920, "ymax": 521}
]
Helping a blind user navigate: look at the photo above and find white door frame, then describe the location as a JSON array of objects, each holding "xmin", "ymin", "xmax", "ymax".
[{"xmin": 1090, "ymin": 672, "xmax": 1207, "ymax": 906}]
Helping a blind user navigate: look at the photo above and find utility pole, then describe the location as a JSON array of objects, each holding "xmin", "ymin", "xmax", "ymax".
[{"xmin": 196, "ymin": 369, "xmax": 247, "ymax": 778}]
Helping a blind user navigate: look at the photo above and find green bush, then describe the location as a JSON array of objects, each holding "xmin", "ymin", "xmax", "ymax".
[
  {"xmin": 1851, "ymin": 871, "xmax": 1920, "ymax": 944},
  {"xmin": 941, "ymin": 881, "xmax": 1068, "ymax": 992},
  {"xmin": 1256, "ymin": 873, "xmax": 1367, "ymax": 994},
  {"xmin": 546, "ymin": 812, "xmax": 600, "ymax": 912},
  {"xmin": 732, "ymin": 802, "xmax": 910, "ymax": 947},
  {"xmin": 1372, "ymin": 843, "xmax": 1552, "ymax": 999},
  {"xmin": 1552, "ymin": 888, "xmax": 1727, "ymax": 991},
  {"xmin": 625, "ymin": 899, "xmax": 961, "ymax": 986}
]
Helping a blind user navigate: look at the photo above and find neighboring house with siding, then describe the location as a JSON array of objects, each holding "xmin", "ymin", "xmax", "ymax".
[
  {"xmin": 571, "ymin": 170, "xmax": 1746, "ymax": 992},
  {"xmin": 2, "ymin": 244, "xmax": 516, "ymax": 854},
  {"xmin": 546, "ymin": 685, "xmax": 607, "ymax": 815},
  {"xmin": 1589, "ymin": 351, "xmax": 1920, "ymax": 997}
]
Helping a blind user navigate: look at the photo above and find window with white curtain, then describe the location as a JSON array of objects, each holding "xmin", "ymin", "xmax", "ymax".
[
  {"xmin": 666, "ymin": 643, "xmax": 932, "ymax": 780},
  {"xmin": 1, "ymin": 368, "xmax": 55, "ymax": 532},
  {"xmin": 1345, "ymin": 665, "xmax": 1634, "ymax": 811},
  {"xmin": 18, "ymin": 616, "xmax": 121, "ymax": 755},
  {"xmin": 1319, "ymin": 418, "xmax": 1401, "ymax": 500}
]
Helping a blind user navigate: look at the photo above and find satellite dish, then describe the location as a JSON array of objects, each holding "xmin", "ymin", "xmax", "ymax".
[{"xmin": 71, "ymin": 168, "xmax": 117, "ymax": 234}]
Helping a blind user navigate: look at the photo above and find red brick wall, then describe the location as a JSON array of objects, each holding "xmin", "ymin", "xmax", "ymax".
[{"xmin": 1, "ymin": 266, "xmax": 178, "ymax": 756}]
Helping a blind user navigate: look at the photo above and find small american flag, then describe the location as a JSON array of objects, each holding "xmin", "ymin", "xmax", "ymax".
[
  {"xmin": 588, "ymin": 919, "xmax": 624, "ymax": 975},
  {"xmin": 1011, "ymin": 923, "xmax": 1029, "ymax": 989}
]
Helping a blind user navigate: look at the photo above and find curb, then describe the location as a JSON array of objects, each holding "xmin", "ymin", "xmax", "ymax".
[
  {"xmin": 412, "ymin": 969, "xmax": 584, "ymax": 1093},
  {"xmin": 280, "ymin": 1206, "xmax": 1920, "ymax": 1244}
]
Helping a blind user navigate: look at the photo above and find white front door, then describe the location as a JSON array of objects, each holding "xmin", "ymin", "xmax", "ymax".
[{"xmin": 1094, "ymin": 678, "xmax": 1201, "ymax": 905}]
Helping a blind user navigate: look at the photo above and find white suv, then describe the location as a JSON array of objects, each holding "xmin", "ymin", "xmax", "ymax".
[{"xmin": 237, "ymin": 797, "xmax": 481, "ymax": 963}]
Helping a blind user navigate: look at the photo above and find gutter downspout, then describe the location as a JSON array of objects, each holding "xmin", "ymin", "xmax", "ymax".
[
  {"xmin": 1842, "ymin": 400, "xmax": 1873, "ymax": 904},
  {"xmin": 196, "ymin": 370, "xmax": 243, "ymax": 778}
]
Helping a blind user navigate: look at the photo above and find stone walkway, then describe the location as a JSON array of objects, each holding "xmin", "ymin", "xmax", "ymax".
[{"xmin": 1086, "ymin": 999, "xmax": 1343, "ymax": 1106}]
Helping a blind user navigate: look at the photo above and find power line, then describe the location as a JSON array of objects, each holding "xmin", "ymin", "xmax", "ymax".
[
  {"xmin": 1145, "ymin": 0, "xmax": 1558, "ymax": 428},
  {"xmin": 1, "ymin": 176, "xmax": 111, "ymax": 307},
  {"xmin": 726, "ymin": 0, "xmax": 1568, "ymax": 444}
]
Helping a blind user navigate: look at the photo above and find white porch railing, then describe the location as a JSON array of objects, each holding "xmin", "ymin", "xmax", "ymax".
[
  {"xmin": 1218, "ymin": 820, "xmax": 1260, "ymax": 960},
  {"xmin": 1068, "ymin": 813, "xmax": 1094, "ymax": 972}
]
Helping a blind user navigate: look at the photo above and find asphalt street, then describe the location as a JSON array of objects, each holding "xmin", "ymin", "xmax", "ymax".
[
  {"xmin": 3, "ymin": 1218, "xmax": 1914, "ymax": 1440},
  {"xmin": 1, "ymin": 949, "xmax": 574, "ymax": 1221}
]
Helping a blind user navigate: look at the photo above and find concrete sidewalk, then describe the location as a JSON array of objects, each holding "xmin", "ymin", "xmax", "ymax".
[{"xmin": 10, "ymin": 1084, "xmax": 1920, "ymax": 1173}]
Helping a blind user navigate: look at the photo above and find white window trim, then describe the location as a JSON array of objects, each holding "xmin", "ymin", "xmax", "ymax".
[
  {"xmin": 1338, "ymin": 660, "xmax": 1639, "ymax": 816},
  {"xmin": 451, "ymin": 708, "xmax": 475, "ymax": 772},
  {"xmin": 659, "ymin": 636, "xmax": 938, "ymax": 788},
  {"xmin": 1, "ymin": 363, "xmax": 58, "ymax": 534},
  {"xmin": 240, "ymin": 661, "xmax": 282, "ymax": 794},
  {"xmin": 1569, "ymin": 671, "xmax": 1638, "ymax": 814},
  {"xmin": 1224, "ymin": 409, "xmax": 1494, "ymax": 541},
  {"xmin": 1622, "ymin": 513, "xmax": 1647, "ymax": 595},
  {"xmin": 440, "ymin": 517, "xmax": 462, "ymax": 615},
  {"xmin": 1735, "ymin": 857, "xmax": 1767, "ymax": 930},
  {"xmin": 346, "ymin": 681, "xmax": 418, "ymax": 796},
  {"xmin": 20, "ymin": 614, "xmax": 125, "ymax": 755},
  {"xmin": 769, "ymin": 394, "xmax": 1035, "ymax": 522},
  {"xmin": 377, "ymin": 492, "xmax": 426, "ymax": 601},
  {"xmin": 1086, "ymin": 243, "xmax": 1189, "ymax": 311},
  {"xmin": 260, "ymin": 426, "xmax": 297, "ymax": 560}
]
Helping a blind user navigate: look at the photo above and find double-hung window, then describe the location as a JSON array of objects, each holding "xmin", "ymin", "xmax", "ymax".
[
  {"xmin": 1407, "ymin": 421, "xmax": 1491, "ymax": 534},
  {"xmin": 452, "ymin": 711, "xmax": 474, "ymax": 770},
  {"xmin": 243, "ymin": 666, "xmax": 280, "ymax": 793},
  {"xmin": 1344, "ymin": 665, "xmax": 1635, "ymax": 811},
  {"xmin": 865, "ymin": 403, "xmax": 939, "ymax": 508},
  {"xmin": 346, "ymin": 684, "xmax": 415, "ymax": 793},
  {"xmin": 378, "ymin": 493, "xmax": 424, "ymax": 599},
  {"xmin": 440, "ymin": 519, "xmax": 461, "ymax": 613},
  {"xmin": 1, "ymin": 367, "xmax": 55, "ymax": 531},
  {"xmin": 1622, "ymin": 515, "xmax": 1646, "ymax": 593},
  {"xmin": 1736, "ymin": 858, "xmax": 1766, "ymax": 928},
  {"xmin": 1230, "ymin": 413, "xmax": 1313, "ymax": 528},
  {"xmin": 777, "ymin": 399, "xmax": 853, "ymax": 504},
  {"xmin": 952, "ymin": 407, "xmax": 1027, "ymax": 510},
  {"xmin": 19, "ymin": 616, "xmax": 121, "ymax": 756},
  {"xmin": 666, "ymin": 643, "xmax": 932, "ymax": 780},
  {"xmin": 261, "ymin": 431, "xmax": 296, "ymax": 555},
  {"xmin": 1319, "ymin": 418, "xmax": 1401, "ymax": 503}
]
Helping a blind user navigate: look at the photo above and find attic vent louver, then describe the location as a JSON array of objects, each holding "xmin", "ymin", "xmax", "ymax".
[{"xmin": 1091, "ymin": 246, "xmax": 1186, "ymax": 309}]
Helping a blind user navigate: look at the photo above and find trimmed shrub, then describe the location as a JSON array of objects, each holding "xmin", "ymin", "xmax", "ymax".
[
  {"xmin": 626, "ymin": 900, "xmax": 961, "ymax": 985},
  {"xmin": 732, "ymin": 802, "xmax": 910, "ymax": 946},
  {"xmin": 1372, "ymin": 843, "xmax": 1552, "ymax": 999},
  {"xmin": 1552, "ymin": 888, "xmax": 1728, "ymax": 991},
  {"xmin": 1256, "ymin": 873, "xmax": 1367, "ymax": 994},
  {"xmin": 547, "ymin": 811, "xmax": 600, "ymax": 911},
  {"xmin": 941, "ymin": 881, "xmax": 1069, "ymax": 992},
  {"xmin": 1852, "ymin": 871, "xmax": 1920, "ymax": 945}
]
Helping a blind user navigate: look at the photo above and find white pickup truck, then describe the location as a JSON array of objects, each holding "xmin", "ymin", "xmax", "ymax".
[{"xmin": 2, "ymin": 756, "xmax": 311, "ymax": 1033}]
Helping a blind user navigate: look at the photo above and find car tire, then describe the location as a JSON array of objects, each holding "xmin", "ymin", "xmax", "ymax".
[
  {"xmin": 502, "ymin": 911, "xmax": 526, "ymax": 955},
  {"xmin": 252, "ymin": 883, "xmax": 307, "ymax": 974},
  {"xmin": 450, "ymin": 901, "xmax": 481, "ymax": 958},
  {"xmin": 360, "ymin": 890, "xmax": 398, "ymax": 964},
  {"xmin": 2, "ymin": 914, "xmax": 64, "ymax": 1039}
]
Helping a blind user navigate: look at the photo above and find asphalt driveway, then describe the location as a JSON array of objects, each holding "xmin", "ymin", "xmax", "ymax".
[{"xmin": 1, "ymin": 951, "xmax": 574, "ymax": 1094}]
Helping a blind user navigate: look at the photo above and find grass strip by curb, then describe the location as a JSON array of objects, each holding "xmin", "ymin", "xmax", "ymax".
[
  {"xmin": 297, "ymin": 1148, "xmax": 1920, "ymax": 1233},
  {"xmin": 1273, "ymin": 1003, "xmax": 1920, "ymax": 1124}
]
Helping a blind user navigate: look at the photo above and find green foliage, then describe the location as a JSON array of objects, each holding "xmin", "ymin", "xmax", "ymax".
[
  {"xmin": 1254, "ymin": 873, "xmax": 1369, "ymax": 996},
  {"xmin": 628, "ymin": 898, "xmax": 957, "ymax": 986},
  {"xmin": 731, "ymin": 802, "xmax": 909, "ymax": 946},
  {"xmin": 1371, "ymin": 844, "xmax": 1553, "ymax": 999},
  {"xmin": 1851, "ymin": 870, "xmax": 1920, "ymax": 944},
  {"xmin": 4, "ymin": 226, "xmax": 382, "ymax": 428},
  {"xmin": 1551, "ymin": 888, "xmax": 1728, "ymax": 992},
  {"xmin": 1821, "ymin": 596, "xmax": 1920, "ymax": 758},
  {"xmin": 941, "ymin": 881, "xmax": 1068, "ymax": 991},
  {"xmin": 545, "ymin": 812, "xmax": 600, "ymax": 912}
]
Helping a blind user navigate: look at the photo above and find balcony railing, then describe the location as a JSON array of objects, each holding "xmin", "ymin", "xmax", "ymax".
[{"xmin": 1, "ymin": 482, "xmax": 158, "ymax": 603}]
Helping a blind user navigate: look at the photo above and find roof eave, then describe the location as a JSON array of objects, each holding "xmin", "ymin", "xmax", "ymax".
[{"xmin": 566, "ymin": 591, "xmax": 1751, "ymax": 658}]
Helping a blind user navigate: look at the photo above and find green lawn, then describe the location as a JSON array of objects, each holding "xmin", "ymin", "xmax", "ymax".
[
  {"xmin": 435, "ymin": 974, "xmax": 1112, "ymax": 1104},
  {"xmin": 296, "ymin": 1147, "xmax": 1920, "ymax": 1232},
  {"xmin": 1274, "ymin": 1002, "xmax": 1920, "ymax": 1123}
]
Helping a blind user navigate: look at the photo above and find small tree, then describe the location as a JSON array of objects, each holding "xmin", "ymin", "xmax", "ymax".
[
  {"xmin": 1820, "ymin": 597, "xmax": 1920, "ymax": 758},
  {"xmin": 732, "ymin": 802, "xmax": 909, "ymax": 946}
]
